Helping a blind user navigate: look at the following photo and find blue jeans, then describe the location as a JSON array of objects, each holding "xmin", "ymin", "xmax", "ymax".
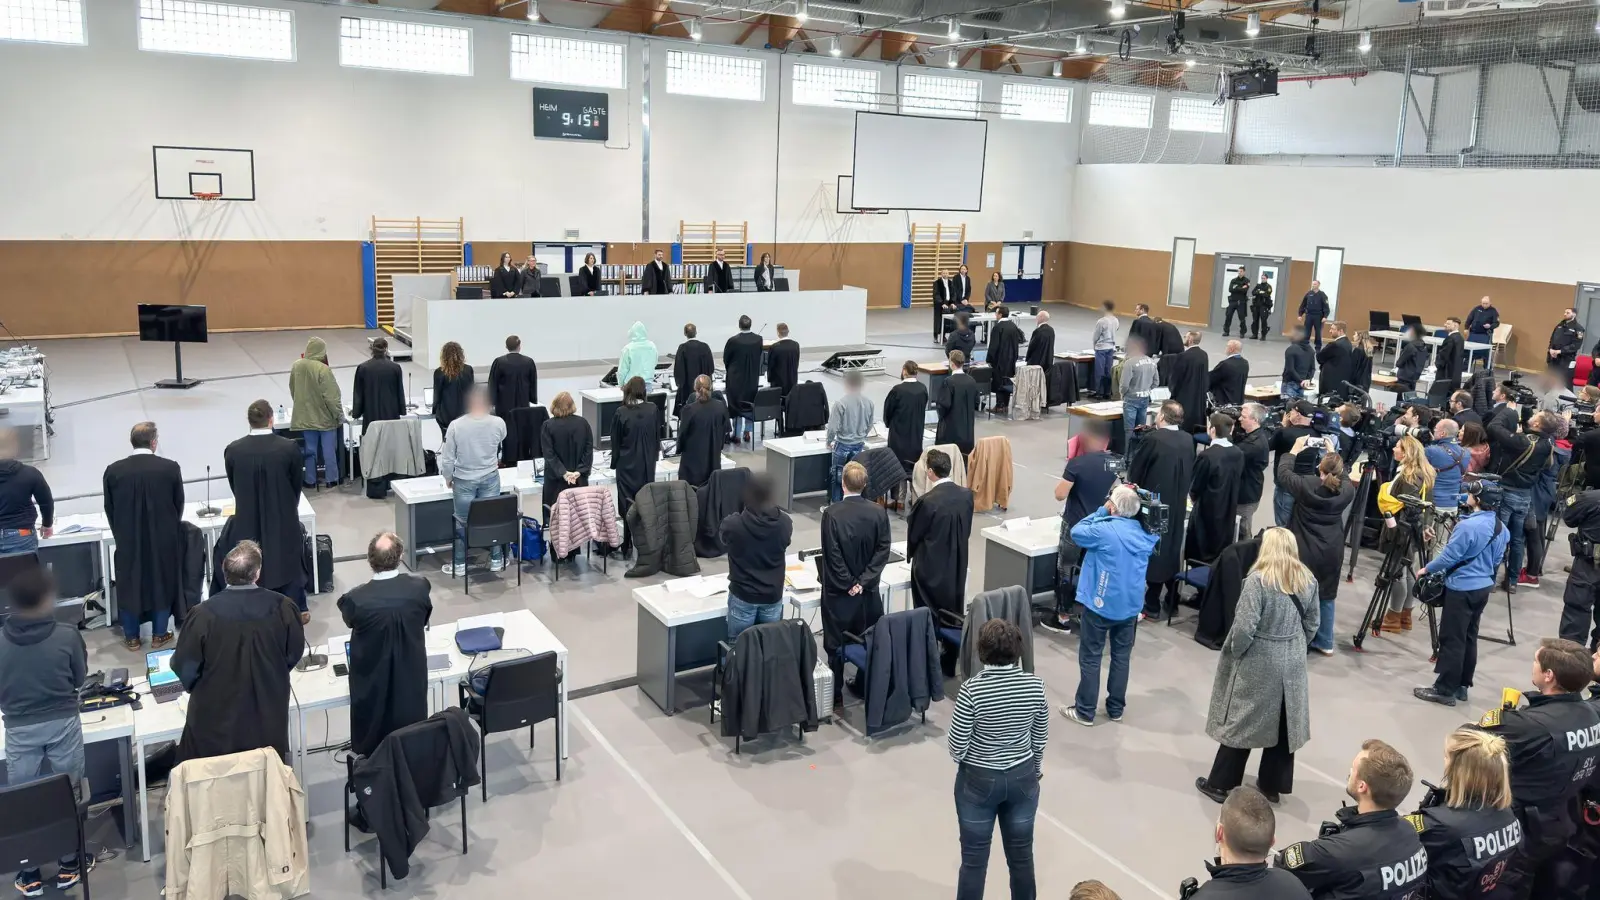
[
  {"xmin": 119, "ymin": 608, "xmax": 171, "ymax": 642},
  {"xmin": 829, "ymin": 440, "xmax": 864, "ymax": 503},
  {"xmin": 726, "ymin": 594, "xmax": 782, "ymax": 641},
  {"xmin": 1273, "ymin": 488, "xmax": 1295, "ymax": 527},
  {"xmin": 1312, "ymin": 597, "xmax": 1335, "ymax": 651},
  {"xmin": 1093, "ymin": 349, "xmax": 1115, "ymax": 396},
  {"xmin": 954, "ymin": 762, "xmax": 1039, "ymax": 900},
  {"xmin": 1122, "ymin": 396, "xmax": 1149, "ymax": 456},
  {"xmin": 0, "ymin": 528, "xmax": 38, "ymax": 555},
  {"xmin": 1498, "ymin": 487, "xmax": 1532, "ymax": 584},
  {"xmin": 1074, "ymin": 609, "xmax": 1137, "ymax": 722},
  {"xmin": 452, "ymin": 471, "xmax": 504, "ymax": 568},
  {"xmin": 7, "ymin": 716, "xmax": 83, "ymax": 880},
  {"xmin": 1282, "ymin": 382, "xmax": 1304, "ymax": 401},
  {"xmin": 300, "ymin": 428, "xmax": 339, "ymax": 485},
  {"xmin": 735, "ymin": 415, "xmax": 754, "ymax": 442}
]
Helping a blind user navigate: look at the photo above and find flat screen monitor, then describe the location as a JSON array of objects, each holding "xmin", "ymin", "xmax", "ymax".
[
  {"xmin": 1401, "ymin": 314, "xmax": 1423, "ymax": 331},
  {"xmin": 146, "ymin": 649, "xmax": 179, "ymax": 688},
  {"xmin": 137, "ymin": 304, "xmax": 209, "ymax": 344}
]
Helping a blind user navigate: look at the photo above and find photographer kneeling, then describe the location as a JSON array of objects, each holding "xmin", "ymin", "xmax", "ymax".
[
  {"xmin": 1485, "ymin": 409, "xmax": 1558, "ymax": 594},
  {"xmin": 1412, "ymin": 480, "xmax": 1508, "ymax": 707}
]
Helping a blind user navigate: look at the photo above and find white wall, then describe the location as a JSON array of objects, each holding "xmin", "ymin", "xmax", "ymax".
[
  {"xmin": 1071, "ymin": 163, "xmax": 1600, "ymax": 285},
  {"xmin": 0, "ymin": 0, "xmax": 1076, "ymax": 244},
  {"xmin": 1080, "ymin": 88, "xmax": 1229, "ymax": 165},
  {"xmin": 1233, "ymin": 71, "xmax": 1430, "ymax": 158}
]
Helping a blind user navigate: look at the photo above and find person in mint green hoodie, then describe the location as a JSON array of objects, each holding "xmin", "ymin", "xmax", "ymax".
[
  {"xmin": 617, "ymin": 322, "xmax": 659, "ymax": 389},
  {"xmin": 289, "ymin": 336, "xmax": 344, "ymax": 486}
]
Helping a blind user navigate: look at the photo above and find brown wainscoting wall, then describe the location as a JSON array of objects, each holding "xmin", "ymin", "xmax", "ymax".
[
  {"xmin": 0, "ymin": 241, "xmax": 361, "ymax": 338},
  {"xmin": 605, "ymin": 243, "xmax": 676, "ymax": 266},
  {"xmin": 1062, "ymin": 242, "xmax": 1211, "ymax": 327},
  {"xmin": 473, "ymin": 242, "xmax": 533, "ymax": 269},
  {"xmin": 1041, "ymin": 242, "xmax": 1069, "ymax": 303},
  {"xmin": 751, "ymin": 243, "xmax": 906, "ymax": 309},
  {"xmin": 966, "ymin": 242, "xmax": 1002, "ymax": 297}
]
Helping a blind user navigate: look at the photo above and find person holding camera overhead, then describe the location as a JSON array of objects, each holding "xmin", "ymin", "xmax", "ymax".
[
  {"xmin": 1485, "ymin": 409, "xmax": 1557, "ymax": 594},
  {"xmin": 1186, "ymin": 787, "xmax": 1312, "ymax": 898},
  {"xmin": 1412, "ymin": 728, "xmax": 1522, "ymax": 900},
  {"xmin": 1276, "ymin": 435, "xmax": 1354, "ymax": 654},
  {"xmin": 1411, "ymin": 480, "xmax": 1507, "ymax": 706}
]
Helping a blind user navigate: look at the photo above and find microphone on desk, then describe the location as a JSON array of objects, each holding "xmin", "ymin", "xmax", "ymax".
[
  {"xmin": 197, "ymin": 465, "xmax": 221, "ymax": 518},
  {"xmin": 407, "ymin": 372, "xmax": 416, "ymax": 411},
  {"xmin": 295, "ymin": 634, "xmax": 328, "ymax": 673}
]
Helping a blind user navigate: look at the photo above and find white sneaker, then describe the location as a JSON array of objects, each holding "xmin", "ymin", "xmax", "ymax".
[
  {"xmin": 489, "ymin": 558, "xmax": 507, "ymax": 573},
  {"xmin": 441, "ymin": 563, "xmax": 463, "ymax": 577},
  {"xmin": 1060, "ymin": 705, "xmax": 1094, "ymax": 726}
]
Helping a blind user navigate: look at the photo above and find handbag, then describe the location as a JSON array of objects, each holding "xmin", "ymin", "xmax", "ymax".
[
  {"xmin": 454, "ymin": 625, "xmax": 504, "ymax": 654},
  {"xmin": 1414, "ymin": 519, "xmax": 1503, "ymax": 607}
]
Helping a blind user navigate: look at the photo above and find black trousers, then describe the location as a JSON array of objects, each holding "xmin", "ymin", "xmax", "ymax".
[
  {"xmin": 1144, "ymin": 581, "xmax": 1179, "ymax": 617},
  {"xmin": 1560, "ymin": 556, "xmax": 1600, "ymax": 649},
  {"xmin": 1249, "ymin": 306, "xmax": 1271, "ymax": 339},
  {"xmin": 1525, "ymin": 514, "xmax": 1549, "ymax": 577},
  {"xmin": 1207, "ymin": 699, "xmax": 1295, "ymax": 795},
  {"xmin": 1222, "ymin": 303, "xmax": 1246, "ymax": 335},
  {"xmin": 1432, "ymin": 585, "xmax": 1491, "ymax": 694}
]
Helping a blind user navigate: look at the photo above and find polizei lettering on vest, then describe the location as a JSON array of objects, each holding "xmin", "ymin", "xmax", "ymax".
[
  {"xmin": 1471, "ymin": 820, "xmax": 1523, "ymax": 860},
  {"xmin": 1381, "ymin": 848, "xmax": 1428, "ymax": 890},
  {"xmin": 1567, "ymin": 723, "xmax": 1600, "ymax": 751}
]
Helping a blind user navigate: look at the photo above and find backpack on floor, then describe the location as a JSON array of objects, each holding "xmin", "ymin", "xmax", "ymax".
[{"xmin": 516, "ymin": 516, "xmax": 546, "ymax": 563}]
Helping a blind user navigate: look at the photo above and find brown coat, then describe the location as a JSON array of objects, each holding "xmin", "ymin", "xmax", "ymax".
[
  {"xmin": 165, "ymin": 748, "xmax": 310, "ymax": 900},
  {"xmin": 968, "ymin": 435, "xmax": 1014, "ymax": 511}
]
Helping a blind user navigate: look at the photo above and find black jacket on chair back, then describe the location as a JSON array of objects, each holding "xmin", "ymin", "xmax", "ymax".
[
  {"xmin": 721, "ymin": 620, "xmax": 819, "ymax": 741},
  {"xmin": 351, "ymin": 708, "xmax": 480, "ymax": 880}
]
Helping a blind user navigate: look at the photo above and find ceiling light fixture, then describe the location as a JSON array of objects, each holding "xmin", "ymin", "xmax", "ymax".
[
  {"xmin": 1245, "ymin": 12, "xmax": 1260, "ymax": 36},
  {"xmin": 1358, "ymin": 28, "xmax": 1372, "ymax": 52},
  {"xmin": 947, "ymin": 48, "xmax": 958, "ymax": 67},
  {"xmin": 690, "ymin": 17, "xmax": 702, "ymax": 40},
  {"xmin": 830, "ymin": 36, "xmax": 841, "ymax": 56},
  {"xmin": 1109, "ymin": 0, "xmax": 1126, "ymax": 19},
  {"xmin": 795, "ymin": 0, "xmax": 807, "ymax": 22},
  {"xmin": 1052, "ymin": 60, "xmax": 1063, "ymax": 76},
  {"xmin": 948, "ymin": 17, "xmax": 960, "ymax": 39},
  {"xmin": 1074, "ymin": 33, "xmax": 1088, "ymax": 54},
  {"xmin": 1185, "ymin": 57, "xmax": 1195, "ymax": 67},
  {"xmin": 526, "ymin": 0, "xmax": 537, "ymax": 20}
]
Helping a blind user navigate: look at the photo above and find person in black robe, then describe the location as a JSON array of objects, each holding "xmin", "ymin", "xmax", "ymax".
[
  {"xmin": 102, "ymin": 422, "xmax": 184, "ymax": 650},
  {"xmin": 672, "ymin": 323, "xmax": 716, "ymax": 417},
  {"xmin": 820, "ymin": 461, "xmax": 891, "ymax": 707},
  {"xmin": 936, "ymin": 351, "xmax": 979, "ymax": 458},
  {"xmin": 723, "ymin": 315, "xmax": 765, "ymax": 445},
  {"xmin": 489, "ymin": 253, "xmax": 520, "ymax": 298},
  {"xmin": 702, "ymin": 249, "xmax": 734, "ymax": 293},
  {"xmin": 676, "ymin": 376, "xmax": 729, "ymax": 488},
  {"xmin": 1207, "ymin": 339, "xmax": 1249, "ymax": 408},
  {"xmin": 339, "ymin": 533, "xmax": 432, "ymax": 757},
  {"xmin": 488, "ymin": 335, "xmax": 538, "ymax": 420},
  {"xmin": 1128, "ymin": 305, "xmax": 1156, "ymax": 354},
  {"xmin": 943, "ymin": 318, "xmax": 976, "ymax": 362},
  {"xmin": 883, "ymin": 361, "xmax": 929, "ymax": 474},
  {"xmin": 541, "ymin": 392, "xmax": 594, "ymax": 523},
  {"xmin": 987, "ymin": 308, "xmax": 1024, "ymax": 413},
  {"xmin": 611, "ymin": 377, "xmax": 662, "ymax": 553},
  {"xmin": 640, "ymin": 250, "xmax": 674, "ymax": 295},
  {"xmin": 1316, "ymin": 322, "xmax": 1355, "ymax": 400},
  {"xmin": 1350, "ymin": 332, "xmax": 1373, "ymax": 394},
  {"xmin": 350, "ymin": 338, "xmax": 406, "ymax": 435},
  {"xmin": 1153, "ymin": 318, "xmax": 1184, "ymax": 358},
  {"xmin": 907, "ymin": 449, "xmax": 973, "ymax": 671},
  {"xmin": 766, "ymin": 324, "xmax": 801, "ymax": 398},
  {"xmin": 1170, "ymin": 333, "xmax": 1211, "ymax": 433},
  {"xmin": 224, "ymin": 400, "xmax": 308, "ymax": 618},
  {"xmin": 1185, "ymin": 414, "xmax": 1244, "ymax": 564},
  {"xmin": 432, "ymin": 342, "xmax": 475, "ymax": 441},
  {"xmin": 172, "ymin": 539, "xmax": 304, "ymax": 765},
  {"xmin": 1130, "ymin": 401, "xmax": 1195, "ymax": 617},
  {"xmin": 1024, "ymin": 311, "xmax": 1056, "ymax": 369}
]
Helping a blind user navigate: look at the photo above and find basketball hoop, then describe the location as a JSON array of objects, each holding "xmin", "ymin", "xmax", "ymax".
[{"xmin": 192, "ymin": 192, "xmax": 220, "ymax": 202}]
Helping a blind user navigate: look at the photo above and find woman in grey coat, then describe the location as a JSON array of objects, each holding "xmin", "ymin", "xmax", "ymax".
[
  {"xmin": 1195, "ymin": 527, "xmax": 1319, "ymax": 805},
  {"xmin": 983, "ymin": 272, "xmax": 1005, "ymax": 310}
]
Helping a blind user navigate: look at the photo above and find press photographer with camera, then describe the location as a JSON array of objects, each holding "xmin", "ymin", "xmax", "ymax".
[
  {"xmin": 1183, "ymin": 786, "xmax": 1311, "ymax": 899},
  {"xmin": 1425, "ymin": 419, "xmax": 1471, "ymax": 555},
  {"xmin": 1411, "ymin": 728, "xmax": 1521, "ymax": 900},
  {"xmin": 1270, "ymin": 401, "xmax": 1318, "ymax": 526},
  {"xmin": 1412, "ymin": 480, "xmax": 1507, "ymax": 706},
  {"xmin": 1276, "ymin": 436, "xmax": 1355, "ymax": 655},
  {"xmin": 1559, "ymin": 485, "xmax": 1600, "ymax": 647},
  {"xmin": 1274, "ymin": 740, "xmax": 1426, "ymax": 900},
  {"xmin": 1235, "ymin": 404, "xmax": 1272, "ymax": 540},
  {"xmin": 1485, "ymin": 408, "xmax": 1558, "ymax": 593}
]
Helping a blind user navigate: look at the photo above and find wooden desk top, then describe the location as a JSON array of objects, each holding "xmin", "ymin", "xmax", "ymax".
[
  {"xmin": 1371, "ymin": 373, "xmax": 1398, "ymax": 387},
  {"xmin": 1245, "ymin": 384, "xmax": 1280, "ymax": 400},
  {"xmin": 1067, "ymin": 401, "xmax": 1123, "ymax": 420},
  {"xmin": 918, "ymin": 362, "xmax": 950, "ymax": 375}
]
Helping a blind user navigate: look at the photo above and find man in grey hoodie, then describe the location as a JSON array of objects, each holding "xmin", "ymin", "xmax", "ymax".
[{"xmin": 0, "ymin": 568, "xmax": 88, "ymax": 894}]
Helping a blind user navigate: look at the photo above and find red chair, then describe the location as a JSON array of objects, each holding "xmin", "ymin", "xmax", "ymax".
[{"xmin": 1576, "ymin": 355, "xmax": 1594, "ymax": 386}]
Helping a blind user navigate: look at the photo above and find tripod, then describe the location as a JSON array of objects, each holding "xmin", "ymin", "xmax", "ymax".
[
  {"xmin": 1343, "ymin": 449, "xmax": 1388, "ymax": 583},
  {"xmin": 1353, "ymin": 505, "xmax": 1430, "ymax": 652}
]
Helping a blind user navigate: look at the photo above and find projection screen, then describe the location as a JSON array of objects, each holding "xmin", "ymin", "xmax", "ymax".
[{"xmin": 850, "ymin": 112, "xmax": 987, "ymax": 212}]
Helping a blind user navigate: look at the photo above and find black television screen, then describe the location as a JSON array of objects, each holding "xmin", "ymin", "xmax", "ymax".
[{"xmin": 137, "ymin": 304, "xmax": 209, "ymax": 343}]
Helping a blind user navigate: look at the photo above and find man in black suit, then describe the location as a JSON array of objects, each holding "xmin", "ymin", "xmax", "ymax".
[
  {"xmin": 906, "ymin": 449, "xmax": 973, "ymax": 673},
  {"xmin": 641, "ymin": 249, "xmax": 673, "ymax": 295},
  {"xmin": 703, "ymin": 248, "xmax": 734, "ymax": 294},
  {"xmin": 102, "ymin": 421, "xmax": 185, "ymax": 650},
  {"xmin": 1025, "ymin": 311, "xmax": 1056, "ymax": 369},
  {"xmin": 518, "ymin": 255, "xmax": 543, "ymax": 297},
  {"xmin": 935, "ymin": 350, "xmax": 979, "ymax": 459},
  {"xmin": 954, "ymin": 264, "xmax": 973, "ymax": 308},
  {"xmin": 819, "ymin": 462, "xmax": 890, "ymax": 711},
  {"xmin": 488, "ymin": 334, "xmax": 538, "ymax": 418},
  {"xmin": 1431, "ymin": 317, "xmax": 1467, "ymax": 402},
  {"xmin": 224, "ymin": 400, "xmax": 309, "ymax": 621},
  {"xmin": 672, "ymin": 323, "xmax": 715, "ymax": 417},
  {"xmin": 350, "ymin": 337, "xmax": 406, "ymax": 435},
  {"xmin": 1316, "ymin": 321, "xmax": 1354, "ymax": 400},
  {"xmin": 765, "ymin": 323, "xmax": 800, "ymax": 397},
  {"xmin": 933, "ymin": 268, "xmax": 959, "ymax": 339},
  {"xmin": 1208, "ymin": 339, "xmax": 1249, "ymax": 407},
  {"xmin": 1449, "ymin": 391, "xmax": 1482, "ymax": 428}
]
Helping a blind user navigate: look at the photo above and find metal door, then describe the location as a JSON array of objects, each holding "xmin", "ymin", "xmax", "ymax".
[
  {"xmin": 1576, "ymin": 284, "xmax": 1600, "ymax": 349},
  {"xmin": 1211, "ymin": 254, "xmax": 1291, "ymax": 339}
]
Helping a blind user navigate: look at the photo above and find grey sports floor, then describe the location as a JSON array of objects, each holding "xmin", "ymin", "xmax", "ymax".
[{"xmin": 25, "ymin": 304, "xmax": 1569, "ymax": 900}]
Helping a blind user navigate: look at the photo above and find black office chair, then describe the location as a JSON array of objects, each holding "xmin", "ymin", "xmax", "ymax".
[
  {"xmin": 453, "ymin": 494, "xmax": 522, "ymax": 594},
  {"xmin": 344, "ymin": 718, "xmax": 470, "ymax": 888},
  {"xmin": 0, "ymin": 551, "xmax": 42, "ymax": 618},
  {"xmin": 457, "ymin": 652, "xmax": 562, "ymax": 799},
  {"xmin": 970, "ymin": 367, "xmax": 995, "ymax": 418},
  {"xmin": 647, "ymin": 390, "xmax": 670, "ymax": 440},
  {"xmin": 0, "ymin": 775, "xmax": 90, "ymax": 900},
  {"xmin": 739, "ymin": 386, "xmax": 784, "ymax": 448}
]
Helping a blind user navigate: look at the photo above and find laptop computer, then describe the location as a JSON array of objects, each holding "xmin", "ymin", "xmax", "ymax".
[{"xmin": 146, "ymin": 649, "xmax": 183, "ymax": 703}]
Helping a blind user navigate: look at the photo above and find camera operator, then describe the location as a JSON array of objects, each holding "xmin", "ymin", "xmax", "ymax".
[
  {"xmin": 1063, "ymin": 485, "xmax": 1160, "ymax": 726},
  {"xmin": 1187, "ymin": 786, "xmax": 1312, "ymax": 899},
  {"xmin": 1394, "ymin": 326, "xmax": 1429, "ymax": 394},
  {"xmin": 1282, "ymin": 327, "xmax": 1315, "ymax": 402},
  {"xmin": 1274, "ymin": 739, "xmax": 1426, "ymax": 900},
  {"xmin": 1425, "ymin": 419, "xmax": 1471, "ymax": 555},
  {"xmin": 1043, "ymin": 421, "xmax": 1119, "ymax": 634},
  {"xmin": 1316, "ymin": 322, "xmax": 1354, "ymax": 401},
  {"xmin": 1270, "ymin": 401, "xmax": 1317, "ymax": 527},
  {"xmin": 1449, "ymin": 391, "xmax": 1482, "ymax": 429},
  {"xmin": 1559, "ymin": 486, "xmax": 1600, "ymax": 648},
  {"xmin": 1486, "ymin": 409, "xmax": 1558, "ymax": 593},
  {"xmin": 1470, "ymin": 638, "xmax": 1600, "ymax": 899},
  {"xmin": 1412, "ymin": 481, "xmax": 1507, "ymax": 706},
  {"xmin": 1549, "ymin": 307, "xmax": 1586, "ymax": 386},
  {"xmin": 1235, "ymin": 403, "xmax": 1271, "ymax": 539},
  {"xmin": 1413, "ymin": 728, "xmax": 1522, "ymax": 900},
  {"xmin": 1277, "ymin": 437, "xmax": 1355, "ymax": 655}
]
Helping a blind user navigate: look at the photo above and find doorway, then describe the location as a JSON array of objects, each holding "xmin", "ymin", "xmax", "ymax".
[
  {"xmin": 1576, "ymin": 283, "xmax": 1600, "ymax": 346},
  {"xmin": 1211, "ymin": 253, "xmax": 1292, "ymax": 340}
]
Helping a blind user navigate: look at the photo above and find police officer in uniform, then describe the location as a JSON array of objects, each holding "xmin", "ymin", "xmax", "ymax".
[
  {"xmin": 1187, "ymin": 785, "xmax": 1312, "ymax": 898},
  {"xmin": 1471, "ymin": 637, "xmax": 1600, "ymax": 900},
  {"xmin": 1550, "ymin": 307, "xmax": 1586, "ymax": 387},
  {"xmin": 1562, "ymin": 489, "xmax": 1600, "ymax": 649},
  {"xmin": 1250, "ymin": 276, "xmax": 1275, "ymax": 342},
  {"xmin": 1224, "ymin": 269, "xmax": 1251, "ymax": 338},
  {"xmin": 1275, "ymin": 739, "xmax": 1428, "ymax": 899},
  {"xmin": 1414, "ymin": 727, "xmax": 1523, "ymax": 900},
  {"xmin": 1299, "ymin": 280, "xmax": 1331, "ymax": 351}
]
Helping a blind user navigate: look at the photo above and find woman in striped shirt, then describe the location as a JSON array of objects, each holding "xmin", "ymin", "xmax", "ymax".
[{"xmin": 947, "ymin": 619, "xmax": 1050, "ymax": 900}]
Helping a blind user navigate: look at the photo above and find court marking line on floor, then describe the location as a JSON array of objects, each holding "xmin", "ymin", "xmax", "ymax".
[
  {"xmin": 1035, "ymin": 807, "xmax": 1168, "ymax": 898},
  {"xmin": 572, "ymin": 706, "xmax": 754, "ymax": 900}
]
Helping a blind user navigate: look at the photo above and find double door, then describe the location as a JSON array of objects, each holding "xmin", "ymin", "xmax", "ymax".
[{"xmin": 1211, "ymin": 254, "xmax": 1290, "ymax": 340}]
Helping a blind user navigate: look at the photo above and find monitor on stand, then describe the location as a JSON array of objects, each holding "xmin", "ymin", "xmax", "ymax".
[{"xmin": 137, "ymin": 304, "xmax": 209, "ymax": 389}]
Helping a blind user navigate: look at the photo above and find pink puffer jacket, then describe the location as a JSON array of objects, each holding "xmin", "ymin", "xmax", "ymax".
[{"xmin": 549, "ymin": 485, "xmax": 621, "ymax": 557}]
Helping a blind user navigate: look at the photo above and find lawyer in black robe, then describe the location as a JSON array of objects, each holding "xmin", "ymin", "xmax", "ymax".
[
  {"xmin": 640, "ymin": 257, "xmax": 673, "ymax": 295},
  {"xmin": 1129, "ymin": 314, "xmax": 1157, "ymax": 354},
  {"xmin": 1025, "ymin": 321, "xmax": 1056, "ymax": 369},
  {"xmin": 882, "ymin": 374, "xmax": 929, "ymax": 473},
  {"xmin": 172, "ymin": 580, "xmax": 304, "ymax": 764},
  {"xmin": 820, "ymin": 494, "xmax": 891, "ymax": 689},
  {"xmin": 1186, "ymin": 441, "xmax": 1244, "ymax": 564},
  {"xmin": 1130, "ymin": 423, "xmax": 1195, "ymax": 605},
  {"xmin": 988, "ymin": 315, "xmax": 1024, "ymax": 407},
  {"xmin": 1154, "ymin": 320, "xmax": 1184, "ymax": 358},
  {"xmin": 907, "ymin": 480, "xmax": 974, "ymax": 619},
  {"xmin": 432, "ymin": 364, "xmax": 476, "ymax": 440},
  {"xmin": 766, "ymin": 336, "xmax": 800, "ymax": 397},
  {"xmin": 672, "ymin": 335, "xmax": 716, "ymax": 416},
  {"xmin": 339, "ymin": 568, "xmax": 432, "ymax": 757},
  {"xmin": 1316, "ymin": 334, "xmax": 1355, "ymax": 399},
  {"xmin": 610, "ymin": 390, "xmax": 662, "ymax": 550},
  {"xmin": 1170, "ymin": 345, "xmax": 1211, "ymax": 433},
  {"xmin": 102, "ymin": 445, "xmax": 185, "ymax": 632},
  {"xmin": 676, "ymin": 391, "xmax": 730, "ymax": 488},
  {"xmin": 723, "ymin": 324, "xmax": 765, "ymax": 429},
  {"xmin": 488, "ymin": 347, "xmax": 538, "ymax": 418},
  {"xmin": 1208, "ymin": 355, "xmax": 1249, "ymax": 407},
  {"xmin": 540, "ymin": 409, "xmax": 594, "ymax": 519},
  {"xmin": 224, "ymin": 429, "xmax": 306, "ymax": 598},
  {"xmin": 350, "ymin": 348, "xmax": 406, "ymax": 434},
  {"xmin": 936, "ymin": 366, "xmax": 980, "ymax": 457}
]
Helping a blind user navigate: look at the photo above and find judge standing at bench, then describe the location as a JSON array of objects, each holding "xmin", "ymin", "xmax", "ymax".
[
  {"xmin": 641, "ymin": 249, "xmax": 674, "ymax": 295},
  {"xmin": 519, "ymin": 255, "xmax": 543, "ymax": 297},
  {"xmin": 703, "ymin": 248, "xmax": 734, "ymax": 294},
  {"xmin": 490, "ymin": 253, "xmax": 520, "ymax": 298},
  {"xmin": 755, "ymin": 253, "xmax": 778, "ymax": 292},
  {"xmin": 953, "ymin": 264, "xmax": 974, "ymax": 308},
  {"xmin": 574, "ymin": 252, "xmax": 602, "ymax": 297}
]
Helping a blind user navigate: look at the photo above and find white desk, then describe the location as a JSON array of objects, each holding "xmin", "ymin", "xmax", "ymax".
[
  {"xmin": 634, "ymin": 580, "xmax": 731, "ymax": 715},
  {"xmin": 981, "ymin": 517, "xmax": 1062, "ymax": 598},
  {"xmin": 783, "ymin": 545, "xmax": 915, "ymax": 625},
  {"xmin": 939, "ymin": 311, "xmax": 998, "ymax": 345},
  {"xmin": 1369, "ymin": 330, "xmax": 1494, "ymax": 374},
  {"xmin": 764, "ymin": 435, "xmax": 888, "ymax": 510}
]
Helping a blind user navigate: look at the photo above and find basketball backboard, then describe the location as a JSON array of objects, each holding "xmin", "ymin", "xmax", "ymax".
[{"xmin": 153, "ymin": 146, "xmax": 255, "ymax": 200}]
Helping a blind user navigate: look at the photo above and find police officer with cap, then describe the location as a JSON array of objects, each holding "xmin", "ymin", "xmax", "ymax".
[
  {"xmin": 1413, "ymin": 727, "xmax": 1523, "ymax": 900},
  {"xmin": 1275, "ymin": 739, "xmax": 1428, "ymax": 899},
  {"xmin": 1560, "ymin": 487, "xmax": 1600, "ymax": 649},
  {"xmin": 1186, "ymin": 785, "xmax": 1311, "ymax": 898},
  {"xmin": 1470, "ymin": 637, "xmax": 1600, "ymax": 899},
  {"xmin": 1224, "ymin": 269, "xmax": 1251, "ymax": 339}
]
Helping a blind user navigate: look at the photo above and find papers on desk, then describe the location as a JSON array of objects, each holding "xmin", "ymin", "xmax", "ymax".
[
  {"xmin": 687, "ymin": 575, "xmax": 730, "ymax": 599},
  {"xmin": 52, "ymin": 514, "xmax": 103, "ymax": 535},
  {"xmin": 406, "ymin": 475, "xmax": 448, "ymax": 493},
  {"xmin": 1074, "ymin": 401, "xmax": 1123, "ymax": 414},
  {"xmin": 785, "ymin": 564, "xmax": 820, "ymax": 592},
  {"xmin": 803, "ymin": 430, "xmax": 827, "ymax": 442},
  {"xmin": 1002, "ymin": 516, "xmax": 1034, "ymax": 532}
]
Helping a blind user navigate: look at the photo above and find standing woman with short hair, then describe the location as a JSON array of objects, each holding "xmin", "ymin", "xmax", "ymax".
[
  {"xmin": 540, "ymin": 391, "xmax": 594, "ymax": 526},
  {"xmin": 1415, "ymin": 728, "xmax": 1522, "ymax": 900},
  {"xmin": 947, "ymin": 618, "xmax": 1048, "ymax": 900},
  {"xmin": 432, "ymin": 341, "xmax": 475, "ymax": 441}
]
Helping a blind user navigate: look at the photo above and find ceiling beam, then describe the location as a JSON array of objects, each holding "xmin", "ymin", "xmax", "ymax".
[
  {"xmin": 980, "ymin": 45, "xmax": 1016, "ymax": 72},
  {"xmin": 880, "ymin": 31, "xmax": 916, "ymax": 61},
  {"xmin": 593, "ymin": 0, "xmax": 673, "ymax": 33},
  {"xmin": 735, "ymin": 15, "xmax": 766, "ymax": 46},
  {"xmin": 851, "ymin": 30, "xmax": 881, "ymax": 58},
  {"xmin": 793, "ymin": 26, "xmax": 819, "ymax": 54},
  {"xmin": 958, "ymin": 48, "xmax": 980, "ymax": 68},
  {"xmin": 769, "ymin": 14, "xmax": 800, "ymax": 49},
  {"xmin": 1058, "ymin": 56, "xmax": 1107, "ymax": 80}
]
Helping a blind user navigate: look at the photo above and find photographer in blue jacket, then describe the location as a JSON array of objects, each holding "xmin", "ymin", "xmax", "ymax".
[
  {"xmin": 1413, "ymin": 479, "xmax": 1508, "ymax": 707},
  {"xmin": 1063, "ymin": 486, "xmax": 1160, "ymax": 727}
]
